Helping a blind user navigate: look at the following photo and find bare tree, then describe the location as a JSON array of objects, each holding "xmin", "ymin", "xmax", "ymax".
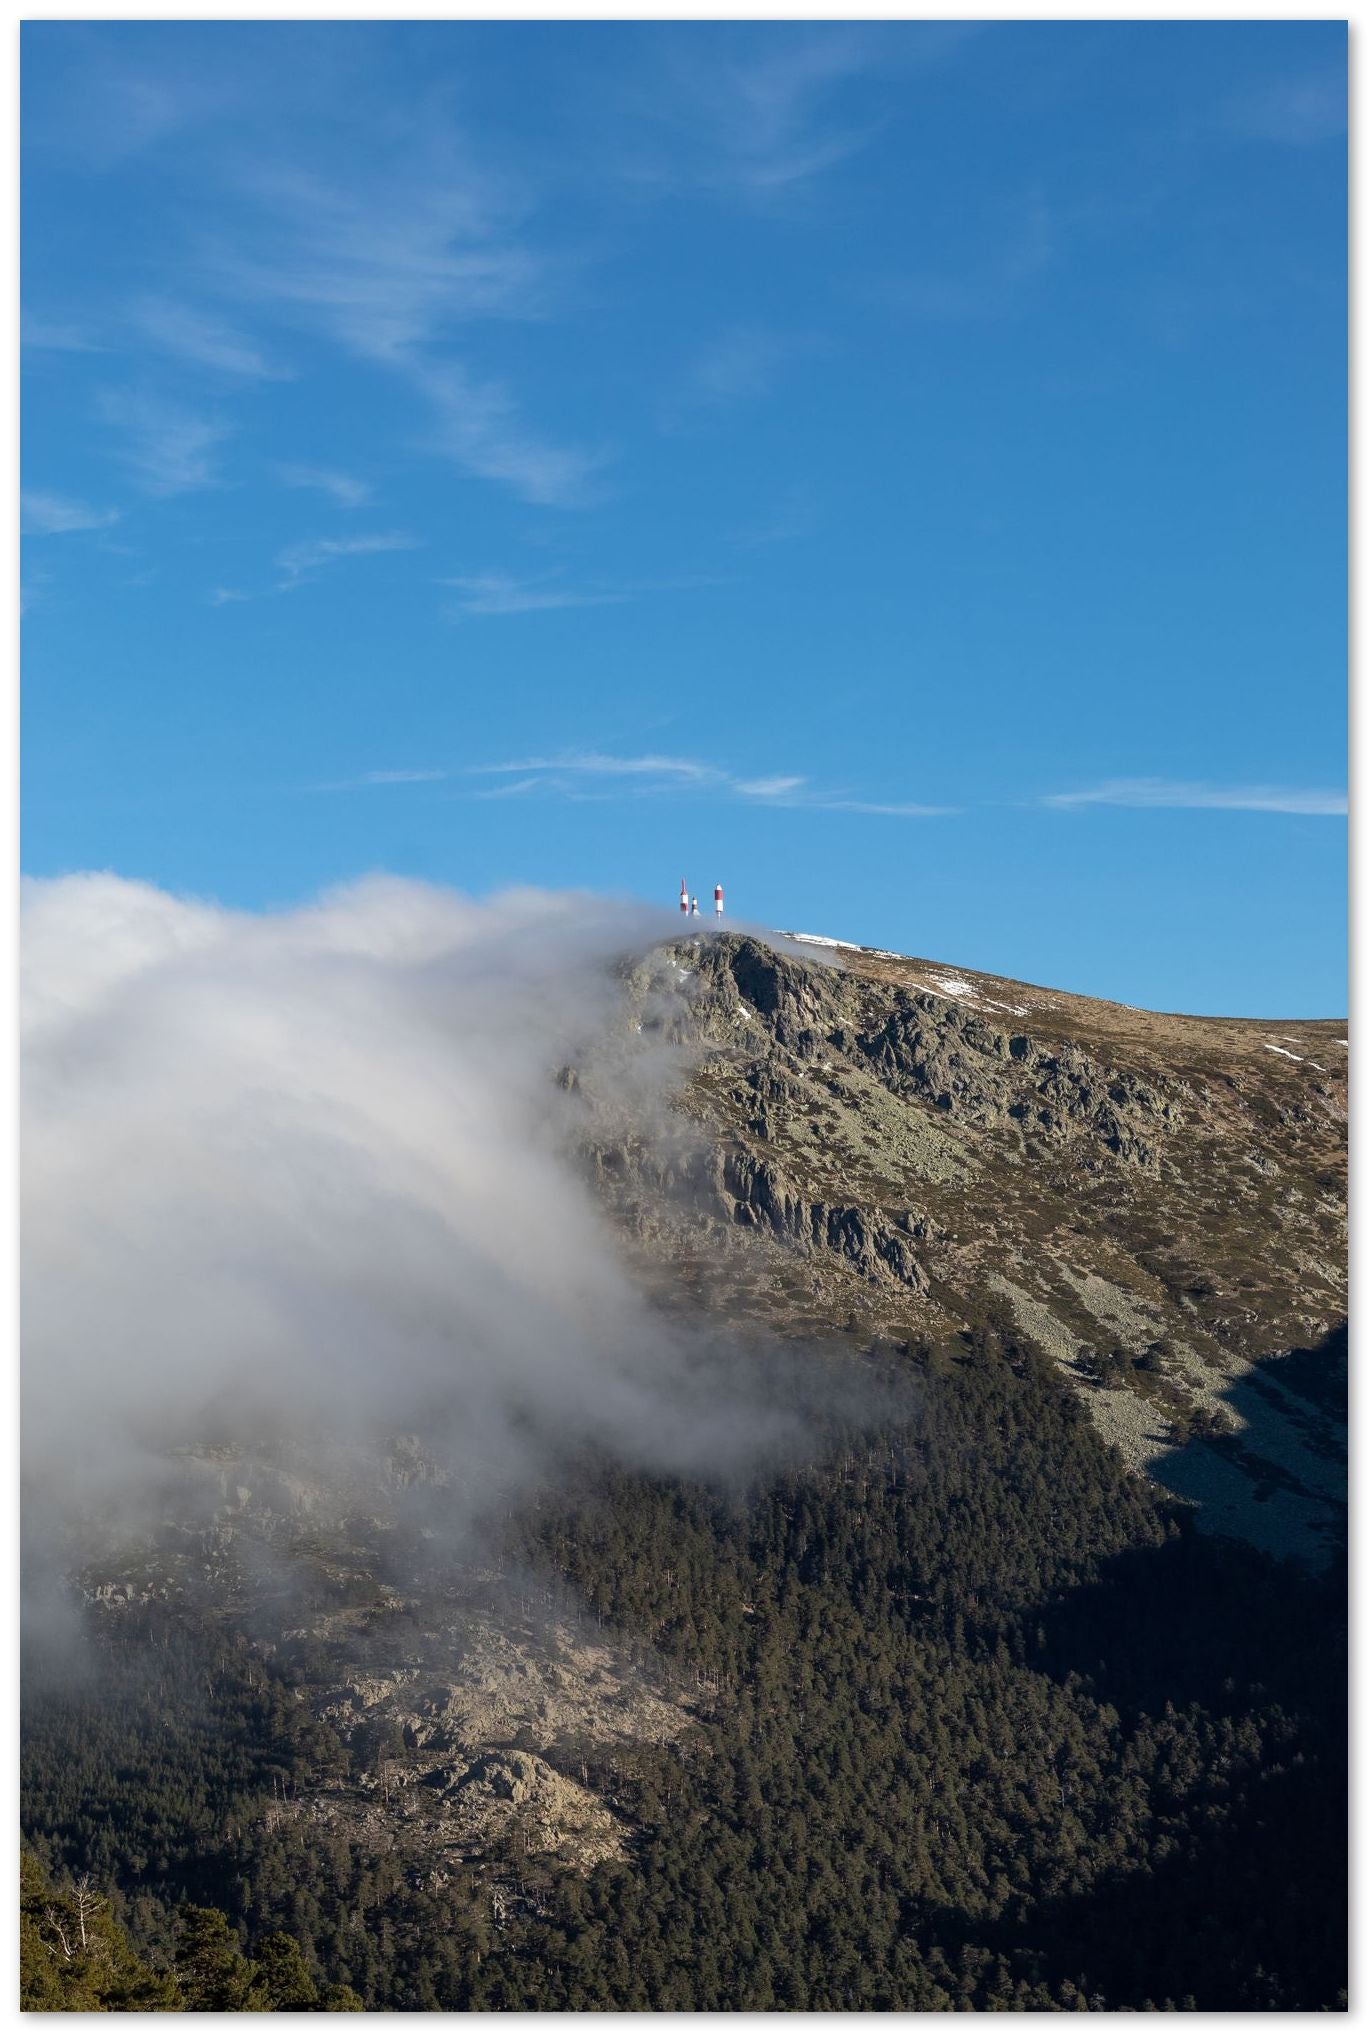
[
  {"xmin": 43, "ymin": 1908, "xmax": 74, "ymax": 1960},
  {"xmin": 72, "ymin": 1876, "xmax": 100, "ymax": 1953}
]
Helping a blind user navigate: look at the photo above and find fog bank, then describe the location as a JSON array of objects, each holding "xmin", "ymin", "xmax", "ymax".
[{"xmin": 22, "ymin": 873, "xmax": 793, "ymax": 1573}]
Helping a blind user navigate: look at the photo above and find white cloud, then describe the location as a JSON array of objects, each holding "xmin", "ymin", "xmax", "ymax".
[
  {"xmin": 441, "ymin": 572, "xmax": 630, "ymax": 617},
  {"xmin": 479, "ymin": 752, "xmax": 713, "ymax": 784},
  {"xmin": 128, "ymin": 294, "xmax": 283, "ymax": 378},
  {"xmin": 735, "ymin": 774, "xmax": 807, "ymax": 798},
  {"xmin": 276, "ymin": 531, "xmax": 419, "ymax": 587},
  {"xmin": 685, "ymin": 328, "xmax": 785, "ymax": 406},
  {"xmin": 1226, "ymin": 70, "xmax": 1346, "ymax": 147},
  {"xmin": 473, "ymin": 751, "xmax": 952, "ymax": 816},
  {"xmin": 818, "ymin": 797, "xmax": 957, "ymax": 817},
  {"xmin": 411, "ymin": 357, "xmax": 604, "ymax": 509},
  {"xmin": 728, "ymin": 484, "xmax": 819, "ymax": 550},
  {"xmin": 879, "ymin": 193, "xmax": 1056, "ymax": 323},
  {"xmin": 21, "ymin": 314, "xmax": 101, "ymax": 354},
  {"xmin": 98, "ymin": 389, "xmax": 232, "ymax": 495},
  {"xmin": 660, "ymin": 28, "xmax": 878, "ymax": 197},
  {"xmin": 21, "ymin": 874, "xmax": 800, "ymax": 1565},
  {"xmin": 21, "ymin": 491, "xmax": 120, "ymax": 536},
  {"xmin": 203, "ymin": 144, "xmax": 596, "ymax": 506},
  {"xmin": 1044, "ymin": 778, "xmax": 1348, "ymax": 818},
  {"xmin": 218, "ymin": 152, "xmax": 541, "ymax": 361},
  {"xmin": 276, "ymin": 463, "xmax": 374, "ymax": 509}
]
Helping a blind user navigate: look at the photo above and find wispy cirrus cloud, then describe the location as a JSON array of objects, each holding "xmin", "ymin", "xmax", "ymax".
[
  {"xmin": 98, "ymin": 389, "xmax": 232, "ymax": 495},
  {"xmin": 216, "ymin": 150, "xmax": 542, "ymax": 361},
  {"xmin": 442, "ymin": 573, "xmax": 630, "ymax": 618},
  {"xmin": 276, "ymin": 531, "xmax": 419, "ymax": 588},
  {"xmin": 879, "ymin": 193, "xmax": 1057, "ymax": 323},
  {"xmin": 729, "ymin": 483, "xmax": 819, "ymax": 550},
  {"xmin": 410, "ymin": 358, "xmax": 605, "ymax": 508},
  {"xmin": 480, "ymin": 752, "xmax": 712, "ymax": 785},
  {"xmin": 276, "ymin": 463, "xmax": 373, "ymax": 508},
  {"xmin": 471, "ymin": 751, "xmax": 954, "ymax": 815},
  {"xmin": 309, "ymin": 749, "xmax": 954, "ymax": 815},
  {"xmin": 128, "ymin": 294, "xmax": 284, "ymax": 379},
  {"xmin": 661, "ymin": 325, "xmax": 819, "ymax": 434},
  {"xmin": 1043, "ymin": 778, "xmax": 1348, "ymax": 817},
  {"xmin": 631, "ymin": 23, "xmax": 973, "ymax": 202},
  {"xmin": 1225, "ymin": 69, "xmax": 1346, "ymax": 148},
  {"xmin": 21, "ymin": 313, "xmax": 102, "ymax": 355},
  {"xmin": 202, "ymin": 143, "xmax": 597, "ymax": 507},
  {"xmin": 21, "ymin": 490, "xmax": 121, "ymax": 536},
  {"xmin": 650, "ymin": 28, "xmax": 878, "ymax": 199},
  {"xmin": 682, "ymin": 327, "xmax": 786, "ymax": 406},
  {"xmin": 439, "ymin": 567, "xmax": 722, "ymax": 618}
]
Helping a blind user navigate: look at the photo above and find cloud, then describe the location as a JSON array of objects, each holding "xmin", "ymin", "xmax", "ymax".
[
  {"xmin": 632, "ymin": 24, "xmax": 973, "ymax": 202},
  {"xmin": 817, "ymin": 797, "xmax": 957, "ymax": 818},
  {"xmin": 128, "ymin": 294, "xmax": 284, "ymax": 378},
  {"xmin": 203, "ymin": 142, "xmax": 596, "ymax": 505},
  {"xmin": 441, "ymin": 572, "xmax": 631, "ymax": 617},
  {"xmin": 21, "ymin": 491, "xmax": 120, "ymax": 536},
  {"xmin": 208, "ymin": 586, "xmax": 251, "ymax": 606},
  {"xmin": 1043, "ymin": 778, "xmax": 1348, "ymax": 818},
  {"xmin": 735, "ymin": 774, "xmax": 806, "ymax": 798},
  {"xmin": 216, "ymin": 151, "xmax": 542, "ymax": 361},
  {"xmin": 276, "ymin": 530, "xmax": 418, "ymax": 587},
  {"xmin": 410, "ymin": 357, "xmax": 605, "ymax": 508},
  {"xmin": 21, "ymin": 874, "xmax": 801, "ymax": 1577},
  {"xmin": 1225, "ymin": 69, "xmax": 1346, "ymax": 147},
  {"xmin": 479, "ymin": 752, "xmax": 713, "ymax": 786},
  {"xmin": 683, "ymin": 328, "xmax": 786, "ymax": 406},
  {"xmin": 276, "ymin": 463, "xmax": 374, "ymax": 508},
  {"xmin": 21, "ymin": 314, "xmax": 101, "ymax": 354},
  {"xmin": 876, "ymin": 193, "xmax": 1056, "ymax": 323},
  {"xmin": 729, "ymin": 484, "xmax": 819, "ymax": 550},
  {"xmin": 655, "ymin": 27, "xmax": 878, "ymax": 198},
  {"xmin": 98, "ymin": 389, "xmax": 232, "ymax": 495},
  {"xmin": 473, "ymin": 751, "xmax": 953, "ymax": 816}
]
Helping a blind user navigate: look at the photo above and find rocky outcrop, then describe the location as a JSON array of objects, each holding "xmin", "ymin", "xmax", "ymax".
[{"xmin": 717, "ymin": 1148, "xmax": 929, "ymax": 1292}]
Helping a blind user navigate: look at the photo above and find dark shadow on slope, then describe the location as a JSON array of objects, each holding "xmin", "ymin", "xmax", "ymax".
[
  {"xmin": 1032, "ymin": 1526, "xmax": 1345, "ymax": 1724},
  {"xmin": 954, "ymin": 1745, "xmax": 1348, "ymax": 2009},
  {"xmin": 1105, "ymin": 1324, "xmax": 1346, "ymax": 1570}
]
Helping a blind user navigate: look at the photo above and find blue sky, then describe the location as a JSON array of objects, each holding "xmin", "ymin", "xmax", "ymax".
[{"xmin": 21, "ymin": 21, "xmax": 1346, "ymax": 1014}]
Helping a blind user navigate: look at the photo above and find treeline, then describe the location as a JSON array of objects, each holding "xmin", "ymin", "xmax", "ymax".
[{"xmin": 21, "ymin": 1327, "xmax": 1346, "ymax": 2009}]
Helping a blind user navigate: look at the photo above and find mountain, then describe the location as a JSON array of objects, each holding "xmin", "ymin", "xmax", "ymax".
[
  {"xmin": 21, "ymin": 930, "xmax": 1347, "ymax": 2011},
  {"xmin": 603, "ymin": 931, "xmax": 1346, "ymax": 1566}
]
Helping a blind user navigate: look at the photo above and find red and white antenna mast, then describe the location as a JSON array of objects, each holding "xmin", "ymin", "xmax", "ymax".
[
  {"xmin": 679, "ymin": 877, "xmax": 689, "ymax": 915},
  {"xmin": 714, "ymin": 883, "xmax": 724, "ymax": 918}
]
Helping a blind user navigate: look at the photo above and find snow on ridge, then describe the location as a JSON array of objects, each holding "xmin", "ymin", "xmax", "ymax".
[
  {"xmin": 782, "ymin": 935, "xmax": 1037, "ymax": 1016},
  {"xmin": 1263, "ymin": 1040, "xmax": 1327, "ymax": 1073}
]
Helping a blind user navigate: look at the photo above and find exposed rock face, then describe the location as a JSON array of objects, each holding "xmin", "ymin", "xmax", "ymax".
[
  {"xmin": 719, "ymin": 1150, "xmax": 930, "ymax": 1292},
  {"xmin": 595, "ymin": 931, "xmax": 1346, "ymax": 1567}
]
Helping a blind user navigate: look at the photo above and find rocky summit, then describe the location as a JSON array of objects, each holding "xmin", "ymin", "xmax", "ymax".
[{"xmin": 599, "ymin": 930, "xmax": 1347, "ymax": 1567}]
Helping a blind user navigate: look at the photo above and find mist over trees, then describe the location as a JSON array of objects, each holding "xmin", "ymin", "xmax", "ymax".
[{"xmin": 22, "ymin": 1328, "xmax": 1346, "ymax": 2011}]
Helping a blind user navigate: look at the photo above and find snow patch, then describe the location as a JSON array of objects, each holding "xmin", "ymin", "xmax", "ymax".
[{"xmin": 1263, "ymin": 1041, "xmax": 1327, "ymax": 1072}]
